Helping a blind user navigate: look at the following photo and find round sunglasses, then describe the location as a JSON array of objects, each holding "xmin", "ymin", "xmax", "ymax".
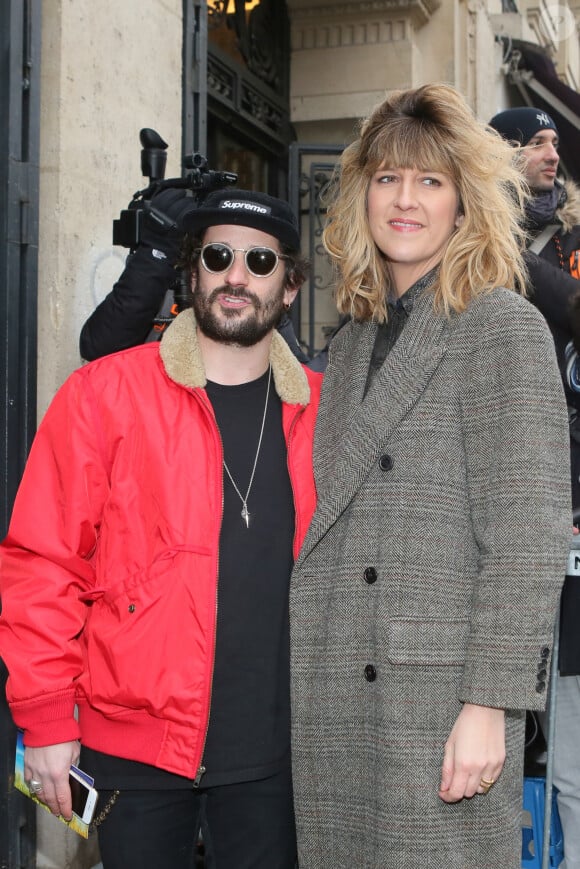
[{"xmin": 198, "ymin": 242, "xmax": 289, "ymax": 278}]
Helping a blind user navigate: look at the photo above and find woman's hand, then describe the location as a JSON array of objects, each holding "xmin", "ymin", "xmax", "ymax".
[
  {"xmin": 24, "ymin": 740, "xmax": 81, "ymax": 819},
  {"xmin": 438, "ymin": 703, "xmax": 505, "ymax": 803}
]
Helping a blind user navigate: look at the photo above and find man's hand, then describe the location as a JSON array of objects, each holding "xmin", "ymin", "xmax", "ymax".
[
  {"xmin": 140, "ymin": 188, "xmax": 195, "ymax": 264},
  {"xmin": 24, "ymin": 740, "xmax": 81, "ymax": 819},
  {"xmin": 438, "ymin": 703, "xmax": 505, "ymax": 803}
]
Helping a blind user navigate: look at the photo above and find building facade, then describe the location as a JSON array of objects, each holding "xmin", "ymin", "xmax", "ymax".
[{"xmin": 0, "ymin": 1, "xmax": 579, "ymax": 866}]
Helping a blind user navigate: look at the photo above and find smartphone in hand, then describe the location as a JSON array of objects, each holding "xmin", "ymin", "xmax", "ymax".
[
  {"xmin": 69, "ymin": 765, "xmax": 99, "ymax": 825},
  {"xmin": 14, "ymin": 733, "xmax": 98, "ymax": 838}
]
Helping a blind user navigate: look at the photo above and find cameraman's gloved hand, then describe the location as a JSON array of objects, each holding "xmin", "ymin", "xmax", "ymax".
[{"xmin": 139, "ymin": 188, "xmax": 195, "ymax": 266}]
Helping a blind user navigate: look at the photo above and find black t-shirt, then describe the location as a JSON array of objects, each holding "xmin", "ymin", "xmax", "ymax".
[{"xmin": 81, "ymin": 368, "xmax": 295, "ymax": 788}]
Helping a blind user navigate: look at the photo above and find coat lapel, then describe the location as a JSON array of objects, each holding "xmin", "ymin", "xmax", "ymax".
[
  {"xmin": 297, "ymin": 292, "xmax": 452, "ymax": 567},
  {"xmin": 312, "ymin": 320, "xmax": 376, "ymax": 487}
]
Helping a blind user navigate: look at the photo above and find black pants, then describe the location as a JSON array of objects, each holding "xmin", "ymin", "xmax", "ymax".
[{"xmin": 96, "ymin": 767, "xmax": 297, "ymax": 869}]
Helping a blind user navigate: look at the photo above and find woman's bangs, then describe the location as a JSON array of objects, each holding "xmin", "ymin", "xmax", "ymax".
[{"xmin": 370, "ymin": 121, "xmax": 455, "ymax": 176}]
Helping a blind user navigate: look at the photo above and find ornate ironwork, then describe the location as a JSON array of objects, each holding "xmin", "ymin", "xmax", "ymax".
[
  {"xmin": 207, "ymin": 52, "xmax": 235, "ymax": 102},
  {"xmin": 208, "ymin": 0, "xmax": 290, "ymax": 96},
  {"xmin": 240, "ymin": 81, "xmax": 284, "ymax": 134},
  {"xmin": 244, "ymin": 0, "xmax": 286, "ymax": 90},
  {"xmin": 302, "ymin": 163, "xmax": 336, "ymax": 279},
  {"xmin": 289, "ymin": 144, "xmax": 344, "ymax": 355},
  {"xmin": 207, "ymin": 43, "xmax": 289, "ymax": 147},
  {"xmin": 207, "ymin": 0, "xmax": 229, "ymax": 29},
  {"xmin": 299, "ymin": 166, "xmax": 335, "ymax": 279}
]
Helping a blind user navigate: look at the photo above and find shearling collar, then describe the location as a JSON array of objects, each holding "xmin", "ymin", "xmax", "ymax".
[
  {"xmin": 557, "ymin": 180, "xmax": 580, "ymax": 234},
  {"xmin": 159, "ymin": 308, "xmax": 311, "ymax": 406}
]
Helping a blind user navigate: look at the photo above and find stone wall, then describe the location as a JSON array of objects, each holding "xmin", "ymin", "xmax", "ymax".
[{"xmin": 37, "ymin": 0, "xmax": 182, "ymax": 420}]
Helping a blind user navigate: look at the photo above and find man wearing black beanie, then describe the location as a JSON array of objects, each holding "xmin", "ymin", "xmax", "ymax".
[
  {"xmin": 490, "ymin": 106, "xmax": 580, "ymax": 500},
  {"xmin": 490, "ymin": 106, "xmax": 580, "ymax": 869}
]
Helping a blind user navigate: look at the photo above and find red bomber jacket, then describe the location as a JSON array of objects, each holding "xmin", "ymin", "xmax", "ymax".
[{"xmin": 0, "ymin": 310, "xmax": 321, "ymax": 780}]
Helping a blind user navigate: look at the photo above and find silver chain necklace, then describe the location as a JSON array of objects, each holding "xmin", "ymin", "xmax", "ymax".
[{"xmin": 222, "ymin": 364, "xmax": 272, "ymax": 529}]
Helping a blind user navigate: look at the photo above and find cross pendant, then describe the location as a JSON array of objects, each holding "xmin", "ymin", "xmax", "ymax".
[{"xmin": 241, "ymin": 505, "xmax": 250, "ymax": 528}]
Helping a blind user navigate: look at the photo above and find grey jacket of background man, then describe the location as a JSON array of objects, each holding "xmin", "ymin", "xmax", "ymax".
[{"xmin": 290, "ymin": 287, "xmax": 571, "ymax": 869}]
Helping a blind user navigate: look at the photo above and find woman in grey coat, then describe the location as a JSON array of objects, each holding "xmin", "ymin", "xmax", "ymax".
[{"xmin": 290, "ymin": 83, "xmax": 571, "ymax": 868}]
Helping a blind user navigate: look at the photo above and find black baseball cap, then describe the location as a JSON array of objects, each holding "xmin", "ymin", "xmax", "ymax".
[
  {"xmin": 182, "ymin": 188, "xmax": 300, "ymax": 250},
  {"xmin": 489, "ymin": 106, "xmax": 558, "ymax": 146}
]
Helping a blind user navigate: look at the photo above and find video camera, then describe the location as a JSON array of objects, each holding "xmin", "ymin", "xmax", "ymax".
[
  {"xmin": 112, "ymin": 128, "xmax": 238, "ymax": 333},
  {"xmin": 112, "ymin": 128, "xmax": 238, "ymax": 250}
]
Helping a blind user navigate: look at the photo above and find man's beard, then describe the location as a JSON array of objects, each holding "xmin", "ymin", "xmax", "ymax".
[{"xmin": 192, "ymin": 282, "xmax": 286, "ymax": 347}]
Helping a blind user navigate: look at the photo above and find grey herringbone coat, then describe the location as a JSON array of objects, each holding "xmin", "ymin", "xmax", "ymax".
[{"xmin": 290, "ymin": 287, "xmax": 571, "ymax": 869}]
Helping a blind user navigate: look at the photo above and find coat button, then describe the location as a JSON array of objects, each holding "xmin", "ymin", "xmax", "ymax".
[
  {"xmin": 364, "ymin": 567, "xmax": 377, "ymax": 584},
  {"xmin": 537, "ymin": 667, "xmax": 547, "ymax": 679},
  {"xmin": 541, "ymin": 647, "xmax": 550, "ymax": 659},
  {"xmin": 536, "ymin": 680, "xmax": 546, "ymax": 693},
  {"xmin": 364, "ymin": 664, "xmax": 377, "ymax": 682},
  {"xmin": 379, "ymin": 454, "xmax": 393, "ymax": 471},
  {"xmin": 128, "ymin": 604, "xmax": 136, "ymax": 613}
]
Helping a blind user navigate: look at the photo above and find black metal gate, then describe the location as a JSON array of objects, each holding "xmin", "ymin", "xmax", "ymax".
[
  {"xmin": 184, "ymin": 0, "xmax": 208, "ymax": 157},
  {"xmin": 0, "ymin": 0, "xmax": 41, "ymax": 866},
  {"xmin": 288, "ymin": 143, "xmax": 343, "ymax": 358}
]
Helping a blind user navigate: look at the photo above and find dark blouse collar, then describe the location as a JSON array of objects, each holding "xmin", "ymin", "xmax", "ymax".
[{"xmin": 387, "ymin": 266, "xmax": 438, "ymax": 316}]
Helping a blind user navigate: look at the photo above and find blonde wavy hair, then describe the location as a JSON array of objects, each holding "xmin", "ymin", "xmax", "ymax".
[{"xmin": 323, "ymin": 83, "xmax": 529, "ymax": 322}]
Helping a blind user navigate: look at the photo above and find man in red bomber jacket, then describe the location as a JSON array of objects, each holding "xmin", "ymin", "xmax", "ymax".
[{"xmin": 0, "ymin": 189, "xmax": 321, "ymax": 869}]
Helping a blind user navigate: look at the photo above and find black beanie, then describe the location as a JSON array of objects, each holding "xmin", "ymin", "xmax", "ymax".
[
  {"xmin": 489, "ymin": 107, "xmax": 558, "ymax": 146},
  {"xmin": 182, "ymin": 188, "xmax": 300, "ymax": 250}
]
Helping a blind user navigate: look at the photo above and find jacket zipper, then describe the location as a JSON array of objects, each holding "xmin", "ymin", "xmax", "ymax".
[
  {"xmin": 191, "ymin": 384, "xmax": 308, "ymax": 784},
  {"xmin": 193, "ymin": 764, "xmax": 206, "ymax": 788},
  {"xmin": 192, "ymin": 389, "xmax": 224, "ymax": 789}
]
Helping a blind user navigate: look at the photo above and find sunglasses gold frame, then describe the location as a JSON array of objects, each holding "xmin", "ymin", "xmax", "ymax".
[{"xmin": 198, "ymin": 243, "xmax": 289, "ymax": 278}]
